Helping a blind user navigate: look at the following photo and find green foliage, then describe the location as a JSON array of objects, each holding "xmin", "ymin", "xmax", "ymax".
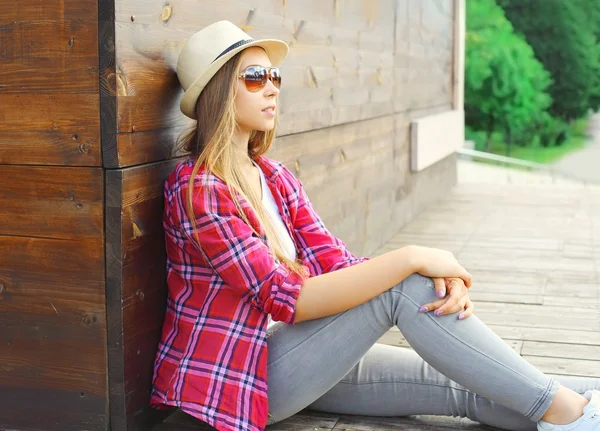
[
  {"xmin": 465, "ymin": 0, "xmax": 553, "ymax": 150},
  {"xmin": 498, "ymin": 0, "xmax": 600, "ymax": 120},
  {"xmin": 468, "ymin": 118, "xmax": 588, "ymax": 164}
]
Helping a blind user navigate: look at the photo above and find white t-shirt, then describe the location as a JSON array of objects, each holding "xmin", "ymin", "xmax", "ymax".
[{"xmin": 253, "ymin": 161, "xmax": 297, "ymax": 336}]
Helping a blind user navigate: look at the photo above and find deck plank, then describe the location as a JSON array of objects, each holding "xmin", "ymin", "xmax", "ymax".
[{"xmin": 521, "ymin": 341, "xmax": 600, "ymax": 361}]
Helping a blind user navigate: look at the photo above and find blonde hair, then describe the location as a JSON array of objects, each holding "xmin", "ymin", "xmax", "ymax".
[{"xmin": 176, "ymin": 50, "xmax": 308, "ymax": 278}]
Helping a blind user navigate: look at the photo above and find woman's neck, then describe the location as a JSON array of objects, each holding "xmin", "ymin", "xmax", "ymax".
[{"xmin": 232, "ymin": 129, "xmax": 254, "ymax": 170}]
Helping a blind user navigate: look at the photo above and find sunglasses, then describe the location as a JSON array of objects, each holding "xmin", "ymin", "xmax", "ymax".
[{"xmin": 238, "ymin": 65, "xmax": 281, "ymax": 92}]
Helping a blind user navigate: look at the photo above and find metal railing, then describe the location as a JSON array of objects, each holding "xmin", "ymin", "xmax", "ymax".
[{"xmin": 456, "ymin": 147, "xmax": 598, "ymax": 185}]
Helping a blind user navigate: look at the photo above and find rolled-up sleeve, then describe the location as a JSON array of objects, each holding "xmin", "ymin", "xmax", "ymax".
[{"xmin": 174, "ymin": 179, "xmax": 308, "ymax": 324}]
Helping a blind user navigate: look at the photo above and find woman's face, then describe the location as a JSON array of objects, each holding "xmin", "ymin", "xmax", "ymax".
[{"xmin": 234, "ymin": 47, "xmax": 280, "ymax": 134}]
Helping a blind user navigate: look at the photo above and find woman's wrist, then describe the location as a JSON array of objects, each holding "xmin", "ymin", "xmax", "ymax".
[{"xmin": 397, "ymin": 245, "xmax": 421, "ymax": 275}]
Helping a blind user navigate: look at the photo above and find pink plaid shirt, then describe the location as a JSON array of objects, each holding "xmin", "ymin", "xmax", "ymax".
[{"xmin": 150, "ymin": 155, "xmax": 368, "ymax": 431}]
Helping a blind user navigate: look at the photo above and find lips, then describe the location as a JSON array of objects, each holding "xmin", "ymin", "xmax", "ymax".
[{"xmin": 262, "ymin": 105, "xmax": 276, "ymax": 113}]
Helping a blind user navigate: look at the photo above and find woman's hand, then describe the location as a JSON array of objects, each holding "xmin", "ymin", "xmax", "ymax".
[
  {"xmin": 409, "ymin": 245, "xmax": 472, "ymax": 288},
  {"xmin": 419, "ymin": 277, "xmax": 475, "ymax": 320}
]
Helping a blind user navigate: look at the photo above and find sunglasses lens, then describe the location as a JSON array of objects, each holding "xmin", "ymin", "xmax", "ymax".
[
  {"xmin": 244, "ymin": 66, "xmax": 267, "ymax": 92},
  {"xmin": 270, "ymin": 68, "xmax": 281, "ymax": 89}
]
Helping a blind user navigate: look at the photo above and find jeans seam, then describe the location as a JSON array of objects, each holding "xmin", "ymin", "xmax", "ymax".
[
  {"xmin": 336, "ymin": 380, "xmax": 475, "ymax": 393},
  {"xmin": 393, "ymin": 289, "xmax": 549, "ymax": 417}
]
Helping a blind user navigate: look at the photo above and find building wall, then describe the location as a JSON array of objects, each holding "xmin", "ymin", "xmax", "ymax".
[
  {"xmin": 0, "ymin": 0, "xmax": 108, "ymax": 430},
  {"xmin": 108, "ymin": 0, "xmax": 458, "ymax": 255},
  {"xmin": 0, "ymin": 0, "xmax": 461, "ymax": 430}
]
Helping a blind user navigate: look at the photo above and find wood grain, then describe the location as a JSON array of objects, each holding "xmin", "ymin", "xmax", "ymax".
[
  {"xmin": 0, "ymin": 166, "xmax": 103, "ymax": 239},
  {"xmin": 0, "ymin": 234, "xmax": 107, "ymax": 430},
  {"xmin": 106, "ymin": 159, "xmax": 182, "ymax": 431},
  {"xmin": 0, "ymin": 94, "xmax": 101, "ymax": 166}
]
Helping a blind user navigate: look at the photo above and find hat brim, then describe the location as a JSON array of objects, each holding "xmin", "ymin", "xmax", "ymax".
[{"xmin": 179, "ymin": 39, "xmax": 289, "ymax": 120}]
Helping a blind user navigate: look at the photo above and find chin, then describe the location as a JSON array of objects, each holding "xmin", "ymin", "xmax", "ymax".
[{"xmin": 255, "ymin": 121, "xmax": 276, "ymax": 132}]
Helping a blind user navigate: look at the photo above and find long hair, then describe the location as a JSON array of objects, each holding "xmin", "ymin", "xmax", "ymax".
[{"xmin": 176, "ymin": 50, "xmax": 308, "ymax": 278}]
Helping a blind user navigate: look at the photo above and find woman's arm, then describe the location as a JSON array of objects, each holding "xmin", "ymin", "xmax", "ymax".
[
  {"xmin": 294, "ymin": 245, "xmax": 472, "ymax": 323},
  {"xmin": 294, "ymin": 246, "xmax": 415, "ymax": 322}
]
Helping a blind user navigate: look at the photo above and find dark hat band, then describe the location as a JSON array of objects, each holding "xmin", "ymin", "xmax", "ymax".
[{"xmin": 213, "ymin": 38, "xmax": 255, "ymax": 63}]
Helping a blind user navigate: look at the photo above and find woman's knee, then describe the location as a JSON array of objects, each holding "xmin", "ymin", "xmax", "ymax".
[{"xmin": 390, "ymin": 273, "xmax": 438, "ymax": 303}]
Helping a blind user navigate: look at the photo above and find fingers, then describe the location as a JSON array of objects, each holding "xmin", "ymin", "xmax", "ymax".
[
  {"xmin": 432, "ymin": 279, "xmax": 466, "ymax": 316},
  {"xmin": 459, "ymin": 298, "xmax": 475, "ymax": 320},
  {"xmin": 419, "ymin": 297, "xmax": 447, "ymax": 314},
  {"xmin": 434, "ymin": 277, "xmax": 446, "ymax": 299}
]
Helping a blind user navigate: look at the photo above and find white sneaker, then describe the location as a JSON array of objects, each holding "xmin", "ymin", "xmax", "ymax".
[{"xmin": 538, "ymin": 390, "xmax": 600, "ymax": 431}]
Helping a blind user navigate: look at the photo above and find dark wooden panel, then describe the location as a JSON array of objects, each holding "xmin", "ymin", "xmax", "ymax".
[
  {"xmin": 0, "ymin": 94, "xmax": 99, "ymax": 131},
  {"xmin": 0, "ymin": 94, "xmax": 101, "ymax": 166},
  {"xmin": 0, "ymin": 129, "xmax": 101, "ymax": 166},
  {"xmin": 0, "ymin": 387, "xmax": 108, "ymax": 431},
  {"xmin": 4, "ymin": 0, "xmax": 98, "ymax": 22},
  {"xmin": 0, "ymin": 56, "xmax": 98, "ymax": 93},
  {"xmin": 99, "ymin": 0, "xmax": 118, "ymax": 168},
  {"xmin": 0, "ymin": 18, "xmax": 98, "ymax": 58},
  {"xmin": 0, "ymin": 166, "xmax": 103, "ymax": 239},
  {"xmin": 0, "ymin": 234, "xmax": 108, "ymax": 431},
  {"xmin": 106, "ymin": 158, "xmax": 183, "ymax": 431}
]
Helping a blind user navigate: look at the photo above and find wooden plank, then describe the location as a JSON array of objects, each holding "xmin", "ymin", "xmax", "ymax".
[
  {"xmin": 0, "ymin": 166, "xmax": 104, "ymax": 239},
  {"xmin": 545, "ymin": 280, "xmax": 598, "ymax": 298},
  {"xmin": 99, "ymin": 0, "xmax": 118, "ymax": 168},
  {"xmin": 0, "ymin": 56, "xmax": 98, "ymax": 94},
  {"xmin": 0, "ymin": 129, "xmax": 101, "ymax": 166},
  {"xmin": 521, "ymin": 342, "xmax": 600, "ymax": 361},
  {"xmin": 0, "ymin": 94, "xmax": 101, "ymax": 166},
  {"xmin": 116, "ymin": 125, "xmax": 190, "ymax": 167},
  {"xmin": 522, "ymin": 356, "xmax": 600, "ymax": 378},
  {"xmin": 0, "ymin": 387, "xmax": 108, "ymax": 431},
  {"xmin": 106, "ymin": 159, "xmax": 182, "ymax": 431},
  {"xmin": 4, "ymin": 0, "xmax": 98, "ymax": 22},
  {"xmin": 332, "ymin": 414, "xmax": 491, "ymax": 431},
  {"xmin": 467, "ymin": 292, "xmax": 543, "ymax": 305},
  {"xmin": 474, "ymin": 302, "xmax": 597, "ymax": 320},
  {"xmin": 477, "ymin": 312, "xmax": 598, "ymax": 331},
  {"xmin": 265, "ymin": 409, "xmax": 339, "ymax": 431},
  {"xmin": 0, "ymin": 234, "xmax": 108, "ymax": 431},
  {"xmin": 0, "ymin": 18, "xmax": 98, "ymax": 58},
  {"xmin": 543, "ymin": 295, "xmax": 600, "ymax": 308},
  {"xmin": 488, "ymin": 325, "xmax": 600, "ymax": 346}
]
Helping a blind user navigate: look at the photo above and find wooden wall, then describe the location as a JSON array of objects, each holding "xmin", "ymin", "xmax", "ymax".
[
  {"xmin": 0, "ymin": 0, "xmax": 108, "ymax": 430},
  {"xmin": 104, "ymin": 1, "xmax": 457, "ymax": 430},
  {"xmin": 0, "ymin": 0, "xmax": 458, "ymax": 430}
]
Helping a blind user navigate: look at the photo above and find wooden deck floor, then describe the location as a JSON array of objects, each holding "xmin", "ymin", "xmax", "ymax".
[{"xmin": 155, "ymin": 173, "xmax": 600, "ymax": 430}]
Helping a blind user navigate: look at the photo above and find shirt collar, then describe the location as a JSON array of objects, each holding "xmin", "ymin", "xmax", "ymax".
[
  {"xmin": 184, "ymin": 155, "xmax": 283, "ymax": 182},
  {"xmin": 254, "ymin": 155, "xmax": 282, "ymax": 183}
]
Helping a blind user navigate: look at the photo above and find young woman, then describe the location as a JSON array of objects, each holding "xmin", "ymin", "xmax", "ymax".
[{"xmin": 150, "ymin": 21, "xmax": 600, "ymax": 431}]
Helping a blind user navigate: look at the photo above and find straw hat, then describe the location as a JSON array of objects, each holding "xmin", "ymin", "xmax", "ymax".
[{"xmin": 177, "ymin": 20, "xmax": 289, "ymax": 119}]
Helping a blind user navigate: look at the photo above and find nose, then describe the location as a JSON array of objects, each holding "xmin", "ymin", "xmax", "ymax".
[{"xmin": 264, "ymin": 78, "xmax": 280, "ymax": 97}]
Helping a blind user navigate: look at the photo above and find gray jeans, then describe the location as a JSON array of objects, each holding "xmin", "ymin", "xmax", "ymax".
[{"xmin": 266, "ymin": 273, "xmax": 600, "ymax": 430}]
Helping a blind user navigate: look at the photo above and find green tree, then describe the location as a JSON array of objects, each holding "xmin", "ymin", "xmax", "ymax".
[
  {"xmin": 465, "ymin": 0, "xmax": 553, "ymax": 153},
  {"xmin": 498, "ymin": 0, "xmax": 600, "ymax": 121}
]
